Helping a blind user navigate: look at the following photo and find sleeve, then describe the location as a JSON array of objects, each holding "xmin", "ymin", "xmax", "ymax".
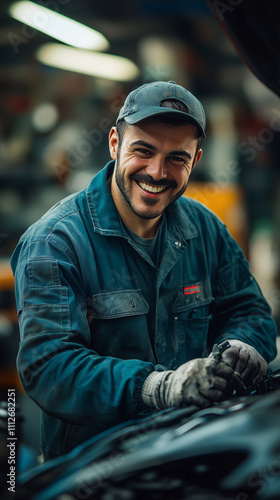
[
  {"xmin": 12, "ymin": 237, "xmax": 155, "ymax": 428},
  {"xmin": 208, "ymin": 223, "xmax": 277, "ymax": 363}
]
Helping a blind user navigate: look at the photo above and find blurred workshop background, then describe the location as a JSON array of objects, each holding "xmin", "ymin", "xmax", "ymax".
[{"xmin": 0, "ymin": 0, "xmax": 280, "ymax": 468}]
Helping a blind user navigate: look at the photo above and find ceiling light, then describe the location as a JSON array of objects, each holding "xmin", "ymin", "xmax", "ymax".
[
  {"xmin": 36, "ymin": 43, "xmax": 140, "ymax": 82},
  {"xmin": 9, "ymin": 1, "xmax": 109, "ymax": 51},
  {"xmin": 31, "ymin": 102, "xmax": 58, "ymax": 133}
]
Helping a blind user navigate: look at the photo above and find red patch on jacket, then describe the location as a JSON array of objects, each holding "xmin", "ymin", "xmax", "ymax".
[{"xmin": 183, "ymin": 285, "xmax": 200, "ymax": 295}]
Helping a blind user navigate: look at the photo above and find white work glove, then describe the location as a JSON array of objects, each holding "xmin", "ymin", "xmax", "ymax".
[
  {"xmin": 141, "ymin": 357, "xmax": 244, "ymax": 410},
  {"xmin": 211, "ymin": 339, "xmax": 268, "ymax": 386}
]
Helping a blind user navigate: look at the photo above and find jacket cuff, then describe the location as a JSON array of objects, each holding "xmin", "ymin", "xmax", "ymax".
[{"xmin": 141, "ymin": 370, "xmax": 173, "ymax": 409}]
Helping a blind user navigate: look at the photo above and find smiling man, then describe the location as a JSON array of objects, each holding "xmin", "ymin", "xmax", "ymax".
[
  {"xmin": 11, "ymin": 81, "xmax": 277, "ymax": 460},
  {"xmin": 110, "ymin": 118, "xmax": 202, "ymax": 237}
]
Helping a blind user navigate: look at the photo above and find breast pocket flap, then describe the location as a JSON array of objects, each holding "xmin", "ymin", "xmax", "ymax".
[{"xmin": 91, "ymin": 289, "xmax": 149, "ymax": 319}]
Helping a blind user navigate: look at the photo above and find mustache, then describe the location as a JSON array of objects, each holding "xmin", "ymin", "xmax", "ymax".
[{"xmin": 131, "ymin": 173, "xmax": 177, "ymax": 189}]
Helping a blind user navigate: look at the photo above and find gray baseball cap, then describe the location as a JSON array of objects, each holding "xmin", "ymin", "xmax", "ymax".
[{"xmin": 116, "ymin": 80, "xmax": 206, "ymax": 138}]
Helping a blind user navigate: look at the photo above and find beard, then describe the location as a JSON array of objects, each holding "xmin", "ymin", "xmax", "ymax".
[{"xmin": 114, "ymin": 154, "xmax": 188, "ymax": 220}]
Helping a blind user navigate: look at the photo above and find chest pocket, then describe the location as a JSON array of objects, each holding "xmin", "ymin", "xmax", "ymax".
[
  {"xmin": 88, "ymin": 289, "xmax": 153, "ymax": 361},
  {"xmin": 90, "ymin": 289, "xmax": 149, "ymax": 319},
  {"xmin": 172, "ymin": 279, "xmax": 212, "ymax": 364}
]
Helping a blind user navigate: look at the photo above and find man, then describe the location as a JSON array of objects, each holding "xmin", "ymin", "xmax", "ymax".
[{"xmin": 11, "ymin": 81, "xmax": 277, "ymax": 460}]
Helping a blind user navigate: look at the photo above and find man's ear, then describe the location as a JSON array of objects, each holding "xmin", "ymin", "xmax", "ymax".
[
  {"xmin": 109, "ymin": 127, "xmax": 118, "ymax": 160},
  {"xmin": 192, "ymin": 148, "xmax": 202, "ymax": 170}
]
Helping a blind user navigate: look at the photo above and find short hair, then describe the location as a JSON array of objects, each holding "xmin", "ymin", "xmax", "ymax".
[{"xmin": 116, "ymin": 98, "xmax": 203, "ymax": 154}]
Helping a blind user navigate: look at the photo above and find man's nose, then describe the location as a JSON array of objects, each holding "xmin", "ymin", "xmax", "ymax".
[{"xmin": 145, "ymin": 156, "xmax": 167, "ymax": 180}]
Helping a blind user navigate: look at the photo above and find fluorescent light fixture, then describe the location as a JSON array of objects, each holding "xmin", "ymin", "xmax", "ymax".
[
  {"xmin": 9, "ymin": 1, "xmax": 109, "ymax": 51},
  {"xmin": 36, "ymin": 43, "xmax": 140, "ymax": 82}
]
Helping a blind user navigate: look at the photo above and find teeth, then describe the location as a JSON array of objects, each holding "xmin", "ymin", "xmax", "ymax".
[{"xmin": 138, "ymin": 181, "xmax": 166, "ymax": 193}]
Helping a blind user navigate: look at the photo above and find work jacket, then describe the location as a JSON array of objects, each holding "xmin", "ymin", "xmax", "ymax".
[{"xmin": 11, "ymin": 160, "xmax": 277, "ymax": 460}]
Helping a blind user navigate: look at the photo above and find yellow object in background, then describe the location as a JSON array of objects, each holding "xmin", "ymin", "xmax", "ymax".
[
  {"xmin": 0, "ymin": 261, "xmax": 21, "ymax": 391},
  {"xmin": 186, "ymin": 182, "xmax": 248, "ymax": 255}
]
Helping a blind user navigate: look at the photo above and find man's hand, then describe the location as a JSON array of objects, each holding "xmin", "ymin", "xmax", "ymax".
[
  {"xmin": 163, "ymin": 358, "xmax": 245, "ymax": 408},
  {"xmin": 216, "ymin": 340, "xmax": 268, "ymax": 385},
  {"xmin": 141, "ymin": 358, "xmax": 244, "ymax": 410}
]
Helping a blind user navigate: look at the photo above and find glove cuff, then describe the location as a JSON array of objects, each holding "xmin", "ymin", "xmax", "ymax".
[{"xmin": 141, "ymin": 370, "xmax": 173, "ymax": 409}]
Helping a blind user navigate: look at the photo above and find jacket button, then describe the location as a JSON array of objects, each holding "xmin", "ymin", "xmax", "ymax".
[
  {"xmin": 130, "ymin": 300, "xmax": 136, "ymax": 308},
  {"xmin": 174, "ymin": 241, "xmax": 181, "ymax": 248}
]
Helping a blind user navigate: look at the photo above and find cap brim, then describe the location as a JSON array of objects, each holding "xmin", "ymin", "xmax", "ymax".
[{"xmin": 122, "ymin": 107, "xmax": 205, "ymax": 138}]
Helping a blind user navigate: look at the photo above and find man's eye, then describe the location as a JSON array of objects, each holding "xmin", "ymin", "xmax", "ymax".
[
  {"xmin": 135, "ymin": 148, "xmax": 152, "ymax": 156},
  {"xmin": 169, "ymin": 156, "xmax": 186, "ymax": 165}
]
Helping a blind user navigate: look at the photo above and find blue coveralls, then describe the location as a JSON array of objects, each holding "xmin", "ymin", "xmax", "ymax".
[{"xmin": 11, "ymin": 160, "xmax": 277, "ymax": 459}]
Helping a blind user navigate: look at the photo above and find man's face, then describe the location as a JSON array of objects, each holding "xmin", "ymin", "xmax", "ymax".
[{"xmin": 109, "ymin": 118, "xmax": 202, "ymax": 224}]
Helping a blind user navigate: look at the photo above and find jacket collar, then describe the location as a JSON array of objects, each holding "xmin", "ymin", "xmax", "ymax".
[
  {"xmin": 86, "ymin": 161, "xmax": 123, "ymax": 237},
  {"xmin": 86, "ymin": 160, "xmax": 198, "ymax": 242}
]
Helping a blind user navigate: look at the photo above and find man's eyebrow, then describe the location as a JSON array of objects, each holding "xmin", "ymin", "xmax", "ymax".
[
  {"xmin": 130, "ymin": 140, "xmax": 157, "ymax": 151},
  {"xmin": 130, "ymin": 140, "xmax": 192, "ymax": 160},
  {"xmin": 170, "ymin": 150, "xmax": 192, "ymax": 160}
]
